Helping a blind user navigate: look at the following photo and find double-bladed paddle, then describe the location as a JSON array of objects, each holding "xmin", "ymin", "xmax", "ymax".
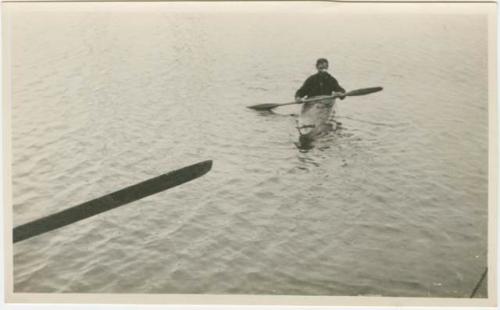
[
  {"xmin": 247, "ymin": 86, "xmax": 383, "ymax": 111},
  {"xmin": 13, "ymin": 160, "xmax": 213, "ymax": 243}
]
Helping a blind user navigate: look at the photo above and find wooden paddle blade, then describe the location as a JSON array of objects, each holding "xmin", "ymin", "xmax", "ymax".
[
  {"xmin": 345, "ymin": 87, "xmax": 383, "ymax": 97},
  {"xmin": 247, "ymin": 103, "xmax": 282, "ymax": 111},
  {"xmin": 248, "ymin": 100, "xmax": 302, "ymax": 111},
  {"xmin": 13, "ymin": 160, "xmax": 213, "ymax": 243}
]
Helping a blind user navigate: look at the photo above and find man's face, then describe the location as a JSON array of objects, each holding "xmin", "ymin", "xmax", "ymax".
[{"xmin": 317, "ymin": 62, "xmax": 328, "ymax": 72}]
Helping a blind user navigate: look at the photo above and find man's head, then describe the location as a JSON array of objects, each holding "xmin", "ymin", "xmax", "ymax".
[{"xmin": 316, "ymin": 58, "xmax": 329, "ymax": 72}]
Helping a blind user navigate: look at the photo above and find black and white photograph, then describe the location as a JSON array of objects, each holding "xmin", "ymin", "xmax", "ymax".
[{"xmin": 3, "ymin": 1, "xmax": 496, "ymax": 306}]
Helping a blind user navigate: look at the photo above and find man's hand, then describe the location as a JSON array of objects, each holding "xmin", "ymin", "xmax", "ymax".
[
  {"xmin": 295, "ymin": 97, "xmax": 305, "ymax": 103},
  {"xmin": 335, "ymin": 92, "xmax": 346, "ymax": 100}
]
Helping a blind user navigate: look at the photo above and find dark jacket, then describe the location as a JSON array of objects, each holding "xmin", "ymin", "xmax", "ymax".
[{"xmin": 295, "ymin": 72, "xmax": 345, "ymax": 98}]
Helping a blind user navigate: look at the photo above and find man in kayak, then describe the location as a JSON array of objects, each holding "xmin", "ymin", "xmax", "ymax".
[{"xmin": 295, "ymin": 58, "xmax": 346, "ymax": 101}]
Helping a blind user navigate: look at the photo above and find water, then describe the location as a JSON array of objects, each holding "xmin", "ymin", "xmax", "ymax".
[{"xmin": 9, "ymin": 3, "xmax": 488, "ymax": 297}]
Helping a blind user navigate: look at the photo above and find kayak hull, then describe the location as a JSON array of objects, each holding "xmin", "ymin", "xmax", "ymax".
[{"xmin": 297, "ymin": 96, "xmax": 337, "ymax": 142}]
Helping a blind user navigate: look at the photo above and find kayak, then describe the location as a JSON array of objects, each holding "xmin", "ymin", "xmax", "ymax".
[
  {"xmin": 246, "ymin": 87, "xmax": 383, "ymax": 149},
  {"xmin": 297, "ymin": 95, "xmax": 337, "ymax": 142}
]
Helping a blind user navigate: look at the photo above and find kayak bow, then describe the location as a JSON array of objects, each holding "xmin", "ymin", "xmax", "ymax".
[{"xmin": 297, "ymin": 95, "xmax": 337, "ymax": 142}]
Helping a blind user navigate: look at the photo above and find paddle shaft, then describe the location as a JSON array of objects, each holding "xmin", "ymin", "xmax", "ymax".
[
  {"xmin": 13, "ymin": 160, "xmax": 212, "ymax": 243},
  {"xmin": 294, "ymin": 87, "xmax": 383, "ymax": 105},
  {"xmin": 247, "ymin": 87, "xmax": 383, "ymax": 111},
  {"xmin": 470, "ymin": 267, "xmax": 488, "ymax": 298},
  {"xmin": 276, "ymin": 94, "xmax": 343, "ymax": 108}
]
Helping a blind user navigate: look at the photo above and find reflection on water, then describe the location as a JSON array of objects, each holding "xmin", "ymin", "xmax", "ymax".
[
  {"xmin": 294, "ymin": 117, "xmax": 349, "ymax": 152},
  {"xmin": 295, "ymin": 125, "xmax": 354, "ymax": 172}
]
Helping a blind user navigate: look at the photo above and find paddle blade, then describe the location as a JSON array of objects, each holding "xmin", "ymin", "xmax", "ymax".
[
  {"xmin": 13, "ymin": 160, "xmax": 213, "ymax": 243},
  {"xmin": 345, "ymin": 87, "xmax": 383, "ymax": 97},
  {"xmin": 247, "ymin": 103, "xmax": 282, "ymax": 111}
]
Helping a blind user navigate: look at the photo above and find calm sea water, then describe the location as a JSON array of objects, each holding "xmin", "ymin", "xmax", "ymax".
[{"xmin": 9, "ymin": 4, "xmax": 488, "ymax": 297}]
